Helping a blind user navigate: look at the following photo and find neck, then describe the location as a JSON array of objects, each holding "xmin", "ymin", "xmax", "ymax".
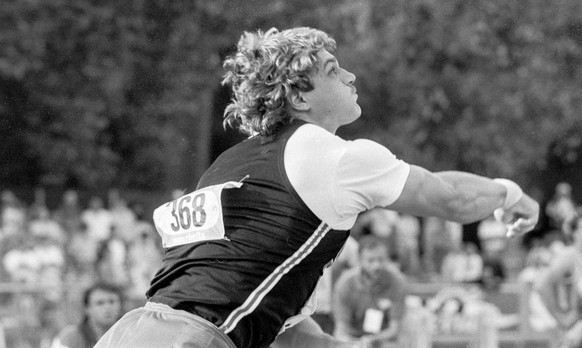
[{"xmin": 291, "ymin": 114, "xmax": 338, "ymax": 134}]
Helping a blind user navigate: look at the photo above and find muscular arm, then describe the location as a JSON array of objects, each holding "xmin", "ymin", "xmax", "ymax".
[{"xmin": 387, "ymin": 165, "xmax": 539, "ymax": 232}]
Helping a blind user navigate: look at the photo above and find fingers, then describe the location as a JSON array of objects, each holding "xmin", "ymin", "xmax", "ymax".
[{"xmin": 494, "ymin": 208, "xmax": 538, "ymax": 237}]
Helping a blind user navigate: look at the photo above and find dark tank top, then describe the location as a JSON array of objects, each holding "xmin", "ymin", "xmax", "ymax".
[{"xmin": 147, "ymin": 120, "xmax": 350, "ymax": 348}]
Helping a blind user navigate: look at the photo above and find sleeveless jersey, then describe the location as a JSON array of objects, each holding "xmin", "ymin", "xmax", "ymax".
[{"xmin": 147, "ymin": 120, "xmax": 350, "ymax": 348}]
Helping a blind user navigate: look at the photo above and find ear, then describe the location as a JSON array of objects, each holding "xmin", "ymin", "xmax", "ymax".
[{"xmin": 288, "ymin": 90, "xmax": 310, "ymax": 112}]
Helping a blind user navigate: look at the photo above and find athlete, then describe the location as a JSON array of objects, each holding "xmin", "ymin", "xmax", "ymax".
[{"xmin": 95, "ymin": 27, "xmax": 539, "ymax": 348}]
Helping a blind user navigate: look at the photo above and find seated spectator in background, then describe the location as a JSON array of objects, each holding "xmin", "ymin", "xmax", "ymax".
[
  {"xmin": 545, "ymin": 182, "xmax": 578, "ymax": 232},
  {"xmin": 394, "ymin": 214, "xmax": 421, "ymax": 277},
  {"xmin": 440, "ymin": 242, "xmax": 483, "ymax": 283},
  {"xmin": 81, "ymin": 196, "xmax": 112, "ymax": 244},
  {"xmin": 54, "ymin": 189, "xmax": 83, "ymax": 240},
  {"xmin": 518, "ymin": 239, "xmax": 551, "ymax": 285},
  {"xmin": 535, "ymin": 214, "xmax": 582, "ymax": 348},
  {"xmin": 108, "ymin": 190, "xmax": 137, "ymax": 245},
  {"xmin": 127, "ymin": 206, "xmax": 163, "ymax": 297},
  {"xmin": 479, "ymin": 257, "xmax": 506, "ymax": 291},
  {"xmin": 3, "ymin": 230, "xmax": 41, "ymax": 284},
  {"xmin": 67, "ymin": 222, "xmax": 99, "ymax": 283},
  {"xmin": 0, "ymin": 190, "xmax": 26, "ymax": 238},
  {"xmin": 440, "ymin": 243, "xmax": 467, "ymax": 282},
  {"xmin": 333, "ymin": 235, "xmax": 408, "ymax": 347},
  {"xmin": 52, "ymin": 282, "xmax": 123, "ymax": 348},
  {"xmin": 351, "ymin": 208, "xmax": 399, "ymax": 240},
  {"xmin": 29, "ymin": 205, "xmax": 66, "ymax": 245},
  {"xmin": 423, "ymin": 216, "xmax": 463, "ymax": 279},
  {"xmin": 464, "ymin": 243, "xmax": 483, "ymax": 283},
  {"xmin": 94, "ymin": 226, "xmax": 130, "ymax": 288},
  {"xmin": 477, "ymin": 215, "xmax": 507, "ymax": 289},
  {"xmin": 517, "ymin": 239, "xmax": 556, "ymax": 332}
]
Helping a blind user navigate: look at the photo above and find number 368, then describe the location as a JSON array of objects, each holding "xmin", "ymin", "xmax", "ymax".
[{"xmin": 167, "ymin": 193, "xmax": 206, "ymax": 231}]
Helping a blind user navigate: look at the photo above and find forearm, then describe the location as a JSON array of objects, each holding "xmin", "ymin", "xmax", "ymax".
[
  {"xmin": 389, "ymin": 166, "xmax": 506, "ymax": 224},
  {"xmin": 434, "ymin": 171, "xmax": 506, "ymax": 223}
]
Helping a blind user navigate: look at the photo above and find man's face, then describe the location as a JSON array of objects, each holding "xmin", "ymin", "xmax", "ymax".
[
  {"xmin": 360, "ymin": 245, "xmax": 389, "ymax": 281},
  {"xmin": 86, "ymin": 289, "xmax": 121, "ymax": 327},
  {"xmin": 301, "ymin": 50, "xmax": 361, "ymax": 129}
]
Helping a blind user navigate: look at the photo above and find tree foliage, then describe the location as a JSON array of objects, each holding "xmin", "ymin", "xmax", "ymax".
[{"xmin": 1, "ymin": 0, "xmax": 581, "ymax": 194}]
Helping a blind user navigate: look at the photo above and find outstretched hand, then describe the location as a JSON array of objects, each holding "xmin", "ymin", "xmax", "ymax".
[{"xmin": 494, "ymin": 192, "xmax": 539, "ymax": 237}]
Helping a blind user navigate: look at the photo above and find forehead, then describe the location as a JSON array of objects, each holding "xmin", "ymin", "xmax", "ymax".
[{"xmin": 313, "ymin": 50, "xmax": 337, "ymax": 71}]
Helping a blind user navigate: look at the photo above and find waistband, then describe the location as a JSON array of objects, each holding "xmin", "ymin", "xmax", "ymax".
[{"xmin": 145, "ymin": 301, "xmax": 237, "ymax": 348}]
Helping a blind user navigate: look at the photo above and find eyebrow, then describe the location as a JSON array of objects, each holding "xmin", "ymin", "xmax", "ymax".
[{"xmin": 322, "ymin": 57, "xmax": 338, "ymax": 71}]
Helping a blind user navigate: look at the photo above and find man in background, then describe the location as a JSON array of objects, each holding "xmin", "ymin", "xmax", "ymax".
[
  {"xmin": 333, "ymin": 235, "xmax": 408, "ymax": 347},
  {"xmin": 52, "ymin": 282, "xmax": 123, "ymax": 348}
]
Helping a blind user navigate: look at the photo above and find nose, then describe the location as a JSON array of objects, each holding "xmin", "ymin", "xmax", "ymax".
[{"xmin": 342, "ymin": 68, "xmax": 356, "ymax": 85}]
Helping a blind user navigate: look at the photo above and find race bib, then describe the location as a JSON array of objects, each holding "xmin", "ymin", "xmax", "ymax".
[
  {"xmin": 363, "ymin": 308, "xmax": 384, "ymax": 333},
  {"xmin": 153, "ymin": 181, "xmax": 242, "ymax": 248}
]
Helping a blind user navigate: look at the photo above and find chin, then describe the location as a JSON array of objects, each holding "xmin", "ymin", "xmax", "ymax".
[{"xmin": 350, "ymin": 107, "xmax": 362, "ymax": 123}]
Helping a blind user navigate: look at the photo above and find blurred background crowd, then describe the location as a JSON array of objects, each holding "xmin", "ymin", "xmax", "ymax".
[
  {"xmin": 0, "ymin": 179, "xmax": 580, "ymax": 347},
  {"xmin": 0, "ymin": 187, "xmax": 164, "ymax": 347},
  {"xmin": 2, "ymin": 0, "xmax": 582, "ymax": 347}
]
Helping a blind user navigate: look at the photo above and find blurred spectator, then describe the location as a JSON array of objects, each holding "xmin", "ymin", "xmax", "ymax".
[
  {"xmin": 422, "ymin": 217, "xmax": 463, "ymax": 278},
  {"xmin": 333, "ymin": 235, "xmax": 408, "ymax": 347},
  {"xmin": 394, "ymin": 214, "xmax": 421, "ymax": 277},
  {"xmin": 441, "ymin": 242, "xmax": 483, "ymax": 283},
  {"xmin": 54, "ymin": 189, "xmax": 83, "ymax": 239},
  {"xmin": 66, "ymin": 222, "xmax": 99, "ymax": 283},
  {"xmin": 477, "ymin": 215, "xmax": 507, "ymax": 284},
  {"xmin": 127, "ymin": 205, "xmax": 163, "ymax": 297},
  {"xmin": 479, "ymin": 257, "xmax": 506, "ymax": 291},
  {"xmin": 440, "ymin": 243, "xmax": 467, "ymax": 282},
  {"xmin": 29, "ymin": 205, "xmax": 66, "ymax": 245},
  {"xmin": 108, "ymin": 190, "xmax": 137, "ymax": 245},
  {"xmin": 3, "ymin": 233, "xmax": 40, "ymax": 283},
  {"xmin": 34, "ymin": 233, "xmax": 66, "ymax": 300},
  {"xmin": 3, "ymin": 227, "xmax": 65, "ymax": 297},
  {"xmin": 94, "ymin": 226, "xmax": 130, "ymax": 288},
  {"xmin": 535, "ymin": 214, "xmax": 582, "ymax": 347},
  {"xmin": 0, "ymin": 190, "xmax": 27, "ymax": 280},
  {"xmin": 518, "ymin": 239, "xmax": 552, "ymax": 285},
  {"xmin": 0, "ymin": 190, "xmax": 26, "ymax": 238},
  {"xmin": 51, "ymin": 282, "xmax": 123, "ymax": 348},
  {"xmin": 81, "ymin": 197, "xmax": 112, "ymax": 244},
  {"xmin": 517, "ymin": 239, "xmax": 556, "ymax": 332},
  {"xmin": 312, "ymin": 236, "xmax": 359, "ymax": 335},
  {"xmin": 464, "ymin": 243, "xmax": 484, "ymax": 283},
  {"xmin": 351, "ymin": 208, "xmax": 399, "ymax": 261},
  {"xmin": 545, "ymin": 182, "xmax": 578, "ymax": 232}
]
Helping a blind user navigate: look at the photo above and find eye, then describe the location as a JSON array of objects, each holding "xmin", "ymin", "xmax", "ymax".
[{"xmin": 329, "ymin": 66, "xmax": 337, "ymax": 75}]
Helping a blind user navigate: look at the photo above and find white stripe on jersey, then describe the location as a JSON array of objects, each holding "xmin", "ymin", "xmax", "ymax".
[{"xmin": 219, "ymin": 221, "xmax": 331, "ymax": 333}]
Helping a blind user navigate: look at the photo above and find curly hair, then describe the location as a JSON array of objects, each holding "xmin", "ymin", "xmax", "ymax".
[{"xmin": 222, "ymin": 27, "xmax": 336, "ymax": 136}]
